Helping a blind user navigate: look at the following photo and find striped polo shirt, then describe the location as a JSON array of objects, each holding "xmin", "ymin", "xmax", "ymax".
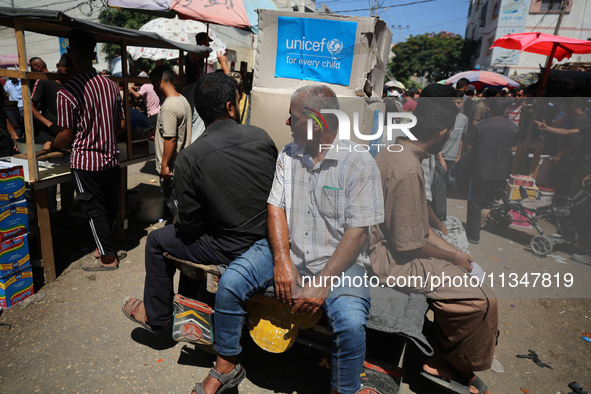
[{"xmin": 57, "ymin": 73, "xmax": 124, "ymax": 171}]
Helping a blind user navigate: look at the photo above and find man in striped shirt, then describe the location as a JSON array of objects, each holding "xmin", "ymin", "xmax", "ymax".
[{"xmin": 43, "ymin": 29, "xmax": 125, "ymax": 271}]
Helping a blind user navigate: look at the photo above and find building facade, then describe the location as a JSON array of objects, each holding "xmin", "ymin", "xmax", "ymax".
[{"xmin": 465, "ymin": 0, "xmax": 591, "ymax": 76}]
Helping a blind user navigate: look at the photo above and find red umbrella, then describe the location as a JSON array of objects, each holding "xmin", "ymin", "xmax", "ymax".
[{"xmin": 490, "ymin": 32, "xmax": 591, "ymax": 95}]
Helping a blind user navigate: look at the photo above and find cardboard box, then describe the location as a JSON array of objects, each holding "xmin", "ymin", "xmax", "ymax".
[
  {"xmin": 254, "ymin": 10, "xmax": 392, "ymax": 97},
  {"xmin": 0, "ymin": 234, "xmax": 30, "ymax": 278},
  {"xmin": 0, "ymin": 199, "xmax": 28, "ymax": 242},
  {"xmin": 0, "ymin": 164, "xmax": 25, "ymax": 207},
  {"xmin": 509, "ymin": 174, "xmax": 536, "ymax": 188},
  {"xmin": 250, "ymin": 91, "xmax": 387, "ymax": 149},
  {"xmin": 0, "ymin": 265, "xmax": 34, "ymax": 308},
  {"xmin": 506, "ymin": 181, "xmax": 539, "ymax": 200}
]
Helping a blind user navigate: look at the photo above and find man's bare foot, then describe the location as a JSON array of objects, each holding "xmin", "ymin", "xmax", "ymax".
[
  {"xmin": 423, "ymin": 354, "xmax": 491, "ymax": 394},
  {"xmin": 422, "ymin": 353, "xmax": 455, "ymax": 382}
]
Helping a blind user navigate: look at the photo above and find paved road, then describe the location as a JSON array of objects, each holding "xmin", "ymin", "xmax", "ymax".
[{"xmin": 1, "ymin": 161, "xmax": 590, "ymax": 393}]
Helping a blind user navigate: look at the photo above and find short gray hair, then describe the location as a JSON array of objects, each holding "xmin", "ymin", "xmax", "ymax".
[{"xmin": 291, "ymin": 85, "xmax": 339, "ymax": 134}]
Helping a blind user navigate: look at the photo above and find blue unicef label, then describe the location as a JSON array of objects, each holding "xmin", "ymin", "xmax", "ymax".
[{"xmin": 275, "ymin": 17, "xmax": 357, "ymax": 86}]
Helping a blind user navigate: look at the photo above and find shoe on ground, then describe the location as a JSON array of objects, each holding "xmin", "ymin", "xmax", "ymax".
[
  {"xmin": 571, "ymin": 254, "xmax": 591, "ymax": 266},
  {"xmin": 468, "ymin": 238, "xmax": 480, "ymax": 245}
]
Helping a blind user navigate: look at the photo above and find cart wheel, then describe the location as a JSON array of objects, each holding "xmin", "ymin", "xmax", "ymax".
[
  {"xmin": 481, "ymin": 218, "xmax": 494, "ymax": 232},
  {"xmin": 499, "ymin": 210, "xmax": 514, "ymax": 227},
  {"xmin": 530, "ymin": 235, "xmax": 553, "ymax": 256}
]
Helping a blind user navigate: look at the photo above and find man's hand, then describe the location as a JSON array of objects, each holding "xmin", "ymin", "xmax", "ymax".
[
  {"xmin": 273, "ymin": 259, "xmax": 298, "ymax": 305},
  {"xmin": 582, "ymin": 174, "xmax": 591, "ymax": 187},
  {"xmin": 450, "ymin": 251, "xmax": 473, "ymax": 272},
  {"xmin": 291, "ymin": 282, "xmax": 329, "ymax": 316},
  {"xmin": 43, "ymin": 141, "xmax": 52, "ymax": 151},
  {"xmin": 552, "ymin": 155, "xmax": 561, "ymax": 163},
  {"xmin": 535, "ymin": 120, "xmax": 548, "ymax": 131},
  {"xmin": 160, "ymin": 164, "xmax": 172, "ymax": 180}
]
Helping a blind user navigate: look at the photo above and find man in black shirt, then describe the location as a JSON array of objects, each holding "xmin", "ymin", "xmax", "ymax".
[
  {"xmin": 122, "ymin": 73, "xmax": 278, "ymax": 332},
  {"xmin": 466, "ymin": 98, "xmax": 517, "ymax": 243},
  {"xmin": 31, "ymin": 54, "xmax": 74, "ymax": 141}
]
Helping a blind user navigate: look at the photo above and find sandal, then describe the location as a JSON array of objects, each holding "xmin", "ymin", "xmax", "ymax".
[
  {"xmin": 121, "ymin": 297, "xmax": 162, "ymax": 333},
  {"xmin": 81, "ymin": 258, "xmax": 119, "ymax": 271},
  {"xmin": 89, "ymin": 250, "xmax": 128, "ymax": 261},
  {"xmin": 420, "ymin": 372, "xmax": 470, "ymax": 394},
  {"xmin": 470, "ymin": 375, "xmax": 492, "ymax": 394},
  {"xmin": 192, "ymin": 364, "xmax": 246, "ymax": 394}
]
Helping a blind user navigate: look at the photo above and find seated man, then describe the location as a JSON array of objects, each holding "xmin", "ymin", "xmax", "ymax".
[
  {"xmin": 121, "ymin": 73, "xmax": 278, "ymax": 332},
  {"xmin": 195, "ymin": 86, "xmax": 384, "ymax": 394},
  {"xmin": 369, "ymin": 84, "xmax": 498, "ymax": 394}
]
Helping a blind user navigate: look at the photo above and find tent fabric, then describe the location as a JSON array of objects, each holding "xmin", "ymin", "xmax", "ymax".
[
  {"xmin": 171, "ymin": 0, "xmax": 250, "ymax": 29},
  {"xmin": 491, "ymin": 32, "xmax": 591, "ymax": 62},
  {"xmin": 0, "ymin": 6, "xmax": 211, "ymax": 56},
  {"xmin": 445, "ymin": 70, "xmax": 520, "ymax": 87},
  {"xmin": 108, "ymin": 0, "xmax": 278, "ymax": 32}
]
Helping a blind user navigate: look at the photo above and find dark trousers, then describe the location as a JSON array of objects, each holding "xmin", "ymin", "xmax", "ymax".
[
  {"xmin": 160, "ymin": 176, "xmax": 177, "ymax": 218},
  {"xmin": 143, "ymin": 224, "xmax": 224, "ymax": 325},
  {"xmin": 72, "ymin": 167, "xmax": 120, "ymax": 256},
  {"xmin": 467, "ymin": 179, "xmax": 505, "ymax": 241},
  {"xmin": 431, "ymin": 161, "xmax": 448, "ymax": 222}
]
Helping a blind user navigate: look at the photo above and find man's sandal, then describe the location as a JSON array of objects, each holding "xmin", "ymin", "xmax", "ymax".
[
  {"xmin": 81, "ymin": 259, "xmax": 118, "ymax": 271},
  {"xmin": 88, "ymin": 250, "xmax": 128, "ymax": 260},
  {"xmin": 192, "ymin": 364, "xmax": 246, "ymax": 394},
  {"xmin": 421, "ymin": 372, "xmax": 491, "ymax": 394},
  {"xmin": 121, "ymin": 297, "xmax": 164, "ymax": 334}
]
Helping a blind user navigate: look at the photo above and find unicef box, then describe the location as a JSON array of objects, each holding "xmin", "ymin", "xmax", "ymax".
[
  {"xmin": 254, "ymin": 10, "xmax": 393, "ymax": 98},
  {"xmin": 0, "ymin": 199, "xmax": 28, "ymax": 242},
  {"xmin": 0, "ymin": 234, "xmax": 30, "ymax": 277},
  {"xmin": 0, "ymin": 265, "xmax": 34, "ymax": 308},
  {"xmin": 0, "ymin": 164, "xmax": 25, "ymax": 208}
]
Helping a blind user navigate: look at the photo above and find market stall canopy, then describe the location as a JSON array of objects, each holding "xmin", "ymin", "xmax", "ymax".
[
  {"xmin": 108, "ymin": 0, "xmax": 278, "ymax": 32},
  {"xmin": 127, "ymin": 15, "xmax": 226, "ymax": 61},
  {"xmin": 491, "ymin": 32, "xmax": 591, "ymax": 95},
  {"xmin": 445, "ymin": 70, "xmax": 519, "ymax": 90},
  {"xmin": 0, "ymin": 7, "xmax": 212, "ymax": 56},
  {"xmin": 490, "ymin": 32, "xmax": 591, "ymax": 62}
]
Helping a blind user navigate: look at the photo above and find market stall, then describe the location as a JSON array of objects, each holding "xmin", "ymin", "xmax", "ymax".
[{"xmin": 0, "ymin": 7, "xmax": 211, "ymax": 284}]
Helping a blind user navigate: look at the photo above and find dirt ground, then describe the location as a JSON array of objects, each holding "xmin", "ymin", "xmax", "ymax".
[{"xmin": 0, "ymin": 160, "xmax": 590, "ymax": 394}]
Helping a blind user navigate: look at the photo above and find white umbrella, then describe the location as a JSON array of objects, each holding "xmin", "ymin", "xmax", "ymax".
[{"xmin": 127, "ymin": 15, "xmax": 226, "ymax": 64}]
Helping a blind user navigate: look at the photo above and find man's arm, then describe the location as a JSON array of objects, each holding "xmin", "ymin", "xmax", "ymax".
[
  {"xmin": 116, "ymin": 118, "xmax": 126, "ymax": 137},
  {"xmin": 128, "ymin": 87, "xmax": 142, "ymax": 100},
  {"xmin": 161, "ymin": 136, "xmax": 177, "ymax": 179},
  {"xmin": 267, "ymin": 204, "xmax": 297, "ymax": 305},
  {"xmin": 291, "ymin": 226, "xmax": 368, "ymax": 316},
  {"xmin": 427, "ymin": 203, "xmax": 447, "ymax": 235},
  {"xmin": 402, "ymin": 227, "xmax": 473, "ymax": 272},
  {"xmin": 536, "ymin": 120, "xmax": 580, "ymax": 136},
  {"xmin": 43, "ymin": 128, "xmax": 74, "ymax": 151}
]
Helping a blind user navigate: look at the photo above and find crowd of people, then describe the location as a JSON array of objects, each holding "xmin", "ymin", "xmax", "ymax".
[{"xmin": 2, "ymin": 27, "xmax": 590, "ymax": 394}]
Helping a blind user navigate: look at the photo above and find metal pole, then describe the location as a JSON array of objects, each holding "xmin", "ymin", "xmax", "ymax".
[{"xmin": 553, "ymin": 0, "xmax": 567, "ymax": 35}]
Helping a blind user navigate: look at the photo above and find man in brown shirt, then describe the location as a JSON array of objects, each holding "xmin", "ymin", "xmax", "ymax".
[{"xmin": 369, "ymin": 85, "xmax": 498, "ymax": 394}]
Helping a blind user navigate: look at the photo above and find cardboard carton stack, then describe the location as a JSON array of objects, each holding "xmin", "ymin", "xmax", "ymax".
[
  {"xmin": 250, "ymin": 10, "xmax": 393, "ymax": 149},
  {"xmin": 0, "ymin": 164, "xmax": 33, "ymax": 308},
  {"xmin": 506, "ymin": 174, "xmax": 539, "ymax": 200}
]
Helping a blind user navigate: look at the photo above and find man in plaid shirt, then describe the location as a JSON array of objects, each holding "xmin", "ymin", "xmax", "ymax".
[{"xmin": 197, "ymin": 86, "xmax": 384, "ymax": 394}]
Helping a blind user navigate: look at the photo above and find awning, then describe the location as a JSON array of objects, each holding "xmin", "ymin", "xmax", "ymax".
[{"xmin": 0, "ymin": 6, "xmax": 211, "ymax": 56}]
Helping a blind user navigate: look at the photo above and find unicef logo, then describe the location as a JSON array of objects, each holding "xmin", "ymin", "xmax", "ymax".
[{"xmin": 327, "ymin": 39, "xmax": 344, "ymax": 55}]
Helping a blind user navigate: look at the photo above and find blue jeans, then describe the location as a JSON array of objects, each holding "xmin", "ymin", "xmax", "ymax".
[{"xmin": 214, "ymin": 239, "xmax": 370, "ymax": 394}]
